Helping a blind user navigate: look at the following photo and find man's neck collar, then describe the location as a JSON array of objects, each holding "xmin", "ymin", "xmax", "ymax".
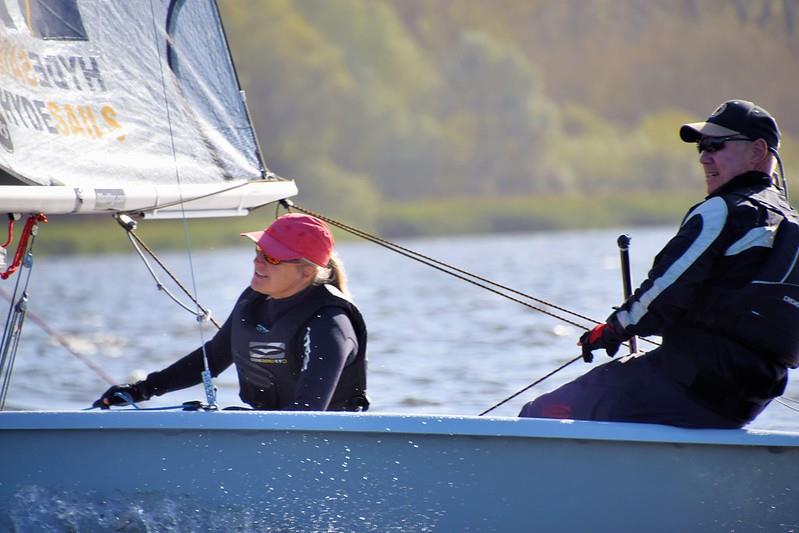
[{"xmin": 708, "ymin": 171, "xmax": 772, "ymax": 198}]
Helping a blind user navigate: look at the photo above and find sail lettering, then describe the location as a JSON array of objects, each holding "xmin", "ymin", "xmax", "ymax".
[
  {"xmin": 0, "ymin": 87, "xmax": 123, "ymax": 141},
  {"xmin": 47, "ymin": 101, "xmax": 124, "ymax": 141},
  {"xmin": 78, "ymin": 57, "xmax": 105, "ymax": 92},
  {"xmin": 45, "ymin": 55, "xmax": 68, "ymax": 90},
  {"xmin": 0, "ymin": 36, "xmax": 107, "ymax": 92},
  {"xmin": 0, "ymin": 90, "xmax": 56, "ymax": 134},
  {"xmin": 100, "ymin": 105, "xmax": 125, "ymax": 141},
  {"xmin": 0, "ymin": 40, "xmax": 28, "ymax": 84},
  {"xmin": 27, "ymin": 52, "xmax": 47, "ymax": 87},
  {"xmin": 1, "ymin": 90, "xmax": 29, "ymax": 128},
  {"xmin": 0, "ymin": 83, "xmax": 125, "ymax": 142}
]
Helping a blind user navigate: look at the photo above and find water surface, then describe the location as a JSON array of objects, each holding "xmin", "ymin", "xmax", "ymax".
[{"xmin": 4, "ymin": 226, "xmax": 798, "ymax": 430}]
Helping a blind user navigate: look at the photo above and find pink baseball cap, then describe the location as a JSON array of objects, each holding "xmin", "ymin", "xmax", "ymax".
[{"xmin": 241, "ymin": 213, "xmax": 334, "ymax": 267}]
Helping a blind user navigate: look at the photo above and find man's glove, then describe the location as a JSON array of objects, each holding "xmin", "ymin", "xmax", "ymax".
[
  {"xmin": 92, "ymin": 381, "xmax": 151, "ymax": 409},
  {"xmin": 578, "ymin": 321, "xmax": 628, "ymax": 363}
]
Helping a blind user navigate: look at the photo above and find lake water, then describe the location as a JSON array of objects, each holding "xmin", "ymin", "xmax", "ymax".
[{"xmin": 3, "ymin": 226, "xmax": 798, "ymax": 431}]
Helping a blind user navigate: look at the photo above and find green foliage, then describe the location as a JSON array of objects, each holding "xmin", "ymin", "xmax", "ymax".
[
  {"xmin": 287, "ymin": 158, "xmax": 381, "ymax": 230},
  {"xmin": 192, "ymin": 1, "xmax": 799, "ymax": 238},
  {"xmin": 377, "ymin": 192, "xmax": 697, "ymax": 238},
  {"xmin": 439, "ymin": 31, "xmax": 559, "ymax": 195},
  {"xmin": 548, "ymin": 106, "xmax": 704, "ymax": 194}
]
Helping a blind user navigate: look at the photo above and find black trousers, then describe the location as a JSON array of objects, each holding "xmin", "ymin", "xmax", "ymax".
[{"xmin": 518, "ymin": 350, "xmax": 758, "ymax": 429}]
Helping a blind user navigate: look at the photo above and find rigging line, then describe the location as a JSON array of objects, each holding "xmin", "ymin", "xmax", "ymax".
[
  {"xmin": 123, "ymin": 229, "xmax": 217, "ymax": 326},
  {"xmin": 280, "ymin": 201, "xmax": 661, "ymax": 346},
  {"xmin": 0, "ymin": 262, "xmax": 25, "ymax": 409},
  {"xmin": 120, "ymin": 170, "xmax": 287, "ymax": 217},
  {"xmin": 0, "ymin": 233, "xmax": 38, "ymax": 409},
  {"xmin": 1, "ymin": 214, "xmax": 16, "ymax": 248},
  {"xmin": 120, "ymin": 180, "xmax": 253, "ymax": 216},
  {"xmin": 115, "ymin": 217, "xmax": 219, "ymax": 329},
  {"xmin": 278, "ymin": 204, "xmax": 592, "ymax": 328},
  {"xmin": 149, "ymin": 0, "xmax": 216, "ymax": 407},
  {"xmin": 775, "ymin": 397, "xmax": 799, "ymax": 413},
  {"xmin": 0, "ymin": 286, "xmax": 118, "ymax": 385},
  {"xmin": 778, "ymin": 395, "xmax": 799, "ymax": 406},
  {"xmin": 478, "ymin": 355, "xmax": 583, "ymax": 416},
  {"xmin": 0, "ymin": 244, "xmax": 25, "ymax": 360},
  {"xmin": 285, "ymin": 201, "xmax": 597, "ymax": 324},
  {"xmin": 114, "ymin": 216, "xmax": 221, "ymax": 329}
]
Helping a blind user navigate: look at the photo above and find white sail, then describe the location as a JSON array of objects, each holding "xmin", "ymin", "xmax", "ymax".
[{"xmin": 0, "ymin": 0, "xmax": 295, "ymax": 215}]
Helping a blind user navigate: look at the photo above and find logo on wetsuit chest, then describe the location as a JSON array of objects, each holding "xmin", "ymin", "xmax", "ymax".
[{"xmin": 249, "ymin": 342, "xmax": 288, "ymax": 364}]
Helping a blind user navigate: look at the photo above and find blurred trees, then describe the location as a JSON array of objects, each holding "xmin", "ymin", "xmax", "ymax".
[{"xmin": 218, "ymin": 0, "xmax": 798, "ymax": 227}]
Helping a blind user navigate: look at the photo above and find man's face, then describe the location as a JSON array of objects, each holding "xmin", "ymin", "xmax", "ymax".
[{"xmin": 698, "ymin": 136, "xmax": 756, "ymax": 194}]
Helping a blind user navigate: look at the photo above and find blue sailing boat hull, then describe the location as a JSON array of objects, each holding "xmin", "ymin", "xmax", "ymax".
[{"xmin": 0, "ymin": 411, "xmax": 797, "ymax": 531}]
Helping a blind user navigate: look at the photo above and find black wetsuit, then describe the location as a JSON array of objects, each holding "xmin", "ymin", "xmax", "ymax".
[
  {"xmin": 520, "ymin": 172, "xmax": 792, "ymax": 428},
  {"xmin": 142, "ymin": 284, "xmax": 368, "ymax": 411}
]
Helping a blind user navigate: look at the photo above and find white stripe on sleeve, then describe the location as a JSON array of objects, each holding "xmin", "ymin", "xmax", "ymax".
[{"xmin": 616, "ymin": 197, "xmax": 728, "ymax": 329}]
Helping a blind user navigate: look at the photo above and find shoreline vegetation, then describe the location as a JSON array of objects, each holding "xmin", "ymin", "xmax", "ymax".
[
  {"xmin": 30, "ymin": 192, "xmax": 698, "ymax": 255},
  {"xmin": 215, "ymin": 0, "xmax": 798, "ymax": 227}
]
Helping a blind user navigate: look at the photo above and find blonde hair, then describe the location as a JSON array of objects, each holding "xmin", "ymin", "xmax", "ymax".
[{"xmin": 312, "ymin": 252, "xmax": 349, "ymax": 298}]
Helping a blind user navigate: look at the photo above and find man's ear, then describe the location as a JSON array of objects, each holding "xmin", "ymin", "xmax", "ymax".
[{"xmin": 752, "ymin": 138, "xmax": 769, "ymax": 163}]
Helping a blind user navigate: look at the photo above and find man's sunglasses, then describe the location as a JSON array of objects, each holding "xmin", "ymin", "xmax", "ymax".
[
  {"xmin": 254, "ymin": 246, "xmax": 301, "ymax": 265},
  {"xmin": 696, "ymin": 136, "xmax": 752, "ymax": 154}
]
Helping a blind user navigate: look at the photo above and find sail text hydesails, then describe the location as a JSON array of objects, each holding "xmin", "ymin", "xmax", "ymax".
[{"xmin": 0, "ymin": 0, "xmax": 293, "ymax": 216}]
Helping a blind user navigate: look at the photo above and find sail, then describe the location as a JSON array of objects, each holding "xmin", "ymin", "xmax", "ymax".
[{"xmin": 0, "ymin": 0, "xmax": 263, "ymax": 189}]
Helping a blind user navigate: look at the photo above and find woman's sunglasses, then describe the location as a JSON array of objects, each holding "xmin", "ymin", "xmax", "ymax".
[
  {"xmin": 254, "ymin": 246, "xmax": 301, "ymax": 265},
  {"xmin": 696, "ymin": 136, "xmax": 752, "ymax": 154}
]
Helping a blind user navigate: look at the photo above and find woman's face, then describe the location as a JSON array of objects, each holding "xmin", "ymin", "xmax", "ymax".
[{"xmin": 250, "ymin": 247, "xmax": 316, "ymax": 298}]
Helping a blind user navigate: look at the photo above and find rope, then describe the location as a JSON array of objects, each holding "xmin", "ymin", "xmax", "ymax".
[
  {"xmin": 0, "ymin": 286, "xmax": 117, "ymax": 385},
  {"xmin": 0, "ymin": 219, "xmax": 43, "ymax": 409},
  {"xmin": 283, "ymin": 202, "xmax": 593, "ymax": 328},
  {"xmin": 775, "ymin": 397, "xmax": 799, "ymax": 413},
  {"xmin": 83, "ymin": 396, "xmax": 213, "ymax": 411},
  {"xmin": 478, "ymin": 355, "xmax": 583, "ymax": 416},
  {"xmin": 1, "ymin": 214, "xmax": 17, "ymax": 248},
  {"xmin": 119, "ymin": 179, "xmax": 256, "ymax": 216},
  {"xmin": 115, "ymin": 216, "xmax": 220, "ymax": 329},
  {"xmin": 281, "ymin": 200, "xmax": 661, "ymax": 347},
  {"xmin": 147, "ymin": 0, "xmax": 217, "ymax": 409}
]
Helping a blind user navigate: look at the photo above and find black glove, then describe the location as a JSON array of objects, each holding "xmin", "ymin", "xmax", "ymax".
[
  {"xmin": 578, "ymin": 321, "xmax": 627, "ymax": 363},
  {"xmin": 92, "ymin": 381, "xmax": 151, "ymax": 409}
]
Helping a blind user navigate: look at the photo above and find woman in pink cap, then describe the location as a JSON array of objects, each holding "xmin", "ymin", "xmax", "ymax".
[{"xmin": 94, "ymin": 213, "xmax": 369, "ymax": 411}]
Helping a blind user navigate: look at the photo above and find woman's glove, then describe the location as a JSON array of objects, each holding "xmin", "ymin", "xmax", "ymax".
[{"xmin": 92, "ymin": 381, "xmax": 151, "ymax": 409}]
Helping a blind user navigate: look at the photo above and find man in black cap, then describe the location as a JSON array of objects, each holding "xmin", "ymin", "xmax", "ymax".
[{"xmin": 519, "ymin": 99, "xmax": 796, "ymax": 428}]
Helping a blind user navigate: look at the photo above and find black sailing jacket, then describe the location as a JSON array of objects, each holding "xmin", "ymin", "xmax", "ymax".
[{"xmin": 609, "ymin": 171, "xmax": 790, "ymax": 403}]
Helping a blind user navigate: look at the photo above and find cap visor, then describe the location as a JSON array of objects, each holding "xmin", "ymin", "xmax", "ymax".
[
  {"xmin": 254, "ymin": 232, "xmax": 303, "ymax": 261},
  {"xmin": 679, "ymin": 122, "xmax": 741, "ymax": 143},
  {"xmin": 240, "ymin": 231, "xmax": 263, "ymax": 243}
]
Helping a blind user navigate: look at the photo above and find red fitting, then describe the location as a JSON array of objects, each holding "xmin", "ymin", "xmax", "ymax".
[
  {"xmin": 0, "ymin": 214, "xmax": 47, "ymax": 280},
  {"xmin": 1, "ymin": 215, "xmax": 15, "ymax": 248}
]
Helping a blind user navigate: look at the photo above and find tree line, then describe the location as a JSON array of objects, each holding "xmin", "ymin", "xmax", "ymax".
[{"xmin": 219, "ymin": 0, "xmax": 799, "ymax": 227}]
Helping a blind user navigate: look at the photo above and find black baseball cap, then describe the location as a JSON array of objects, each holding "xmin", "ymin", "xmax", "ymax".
[{"xmin": 680, "ymin": 99, "xmax": 780, "ymax": 150}]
